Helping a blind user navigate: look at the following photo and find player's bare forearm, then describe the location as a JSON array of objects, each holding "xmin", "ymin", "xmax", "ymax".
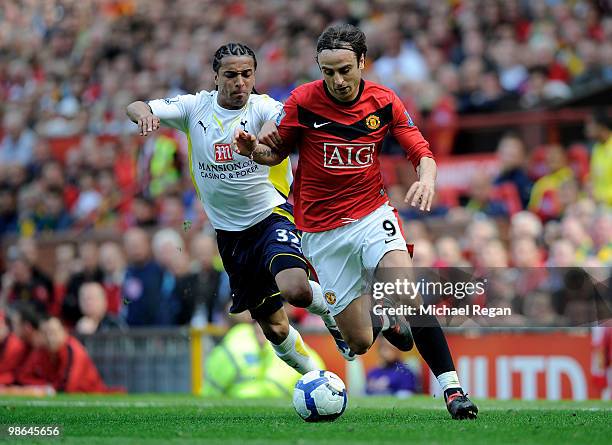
[
  {"xmin": 251, "ymin": 143, "xmax": 289, "ymax": 166},
  {"xmin": 417, "ymin": 156, "xmax": 437, "ymax": 185},
  {"xmin": 126, "ymin": 101, "xmax": 160, "ymax": 136}
]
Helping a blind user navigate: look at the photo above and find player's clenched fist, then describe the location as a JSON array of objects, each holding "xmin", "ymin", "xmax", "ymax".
[
  {"xmin": 232, "ymin": 128, "xmax": 257, "ymax": 158},
  {"xmin": 137, "ymin": 114, "xmax": 160, "ymax": 136}
]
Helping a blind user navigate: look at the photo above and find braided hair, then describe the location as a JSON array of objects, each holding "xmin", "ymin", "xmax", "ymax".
[
  {"xmin": 316, "ymin": 24, "xmax": 367, "ymax": 63},
  {"xmin": 212, "ymin": 43, "xmax": 258, "ymax": 73}
]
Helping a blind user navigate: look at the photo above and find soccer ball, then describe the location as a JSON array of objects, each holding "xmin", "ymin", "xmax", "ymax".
[{"xmin": 293, "ymin": 370, "xmax": 347, "ymax": 422}]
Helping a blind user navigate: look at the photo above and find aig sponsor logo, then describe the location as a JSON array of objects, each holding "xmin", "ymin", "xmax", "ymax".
[
  {"xmin": 214, "ymin": 143, "xmax": 234, "ymax": 163},
  {"xmin": 323, "ymin": 143, "xmax": 374, "ymax": 169}
]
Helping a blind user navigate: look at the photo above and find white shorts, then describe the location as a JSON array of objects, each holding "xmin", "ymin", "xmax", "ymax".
[{"xmin": 301, "ymin": 202, "xmax": 408, "ymax": 316}]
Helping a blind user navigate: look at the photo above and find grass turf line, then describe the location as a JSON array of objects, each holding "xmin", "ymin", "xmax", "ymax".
[{"xmin": 0, "ymin": 395, "xmax": 610, "ymax": 445}]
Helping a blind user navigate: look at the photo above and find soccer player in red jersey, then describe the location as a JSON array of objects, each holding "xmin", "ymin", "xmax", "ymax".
[{"xmin": 234, "ymin": 24, "xmax": 478, "ymax": 419}]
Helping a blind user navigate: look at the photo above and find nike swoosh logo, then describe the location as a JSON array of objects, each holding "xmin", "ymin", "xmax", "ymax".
[
  {"xmin": 385, "ymin": 238, "xmax": 399, "ymax": 244},
  {"xmin": 313, "ymin": 122, "xmax": 331, "ymax": 128}
]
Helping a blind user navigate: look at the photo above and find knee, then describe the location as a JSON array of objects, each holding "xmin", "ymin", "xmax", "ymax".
[
  {"xmin": 278, "ymin": 279, "xmax": 312, "ymax": 308},
  {"xmin": 260, "ymin": 320, "xmax": 289, "ymax": 345},
  {"xmin": 346, "ymin": 336, "xmax": 372, "ymax": 355}
]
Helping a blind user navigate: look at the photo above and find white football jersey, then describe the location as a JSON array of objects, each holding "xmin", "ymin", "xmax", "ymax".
[{"xmin": 148, "ymin": 91, "xmax": 293, "ymax": 231}]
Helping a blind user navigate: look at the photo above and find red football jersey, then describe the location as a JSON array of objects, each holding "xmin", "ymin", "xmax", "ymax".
[
  {"xmin": 0, "ymin": 333, "xmax": 28, "ymax": 385},
  {"xmin": 278, "ymin": 80, "xmax": 434, "ymax": 232},
  {"xmin": 16, "ymin": 336, "xmax": 108, "ymax": 393},
  {"xmin": 50, "ymin": 336, "xmax": 108, "ymax": 393}
]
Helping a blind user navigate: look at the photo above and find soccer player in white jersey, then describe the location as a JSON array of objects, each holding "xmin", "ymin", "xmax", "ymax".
[{"xmin": 126, "ymin": 43, "xmax": 354, "ymax": 377}]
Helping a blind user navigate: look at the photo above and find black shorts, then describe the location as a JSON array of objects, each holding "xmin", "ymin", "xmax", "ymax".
[{"xmin": 216, "ymin": 203, "xmax": 309, "ymax": 319}]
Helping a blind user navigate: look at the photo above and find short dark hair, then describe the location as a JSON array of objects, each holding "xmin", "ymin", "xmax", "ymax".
[
  {"xmin": 212, "ymin": 43, "xmax": 257, "ymax": 73},
  {"xmin": 46, "ymin": 186, "xmax": 64, "ymax": 198},
  {"xmin": 9, "ymin": 301, "xmax": 48, "ymax": 330},
  {"xmin": 316, "ymin": 24, "xmax": 367, "ymax": 62},
  {"xmin": 134, "ymin": 192, "xmax": 154, "ymax": 206},
  {"xmin": 591, "ymin": 107, "xmax": 611, "ymax": 129}
]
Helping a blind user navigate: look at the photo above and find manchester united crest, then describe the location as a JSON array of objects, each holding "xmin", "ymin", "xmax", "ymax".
[
  {"xmin": 324, "ymin": 291, "xmax": 337, "ymax": 305},
  {"xmin": 365, "ymin": 114, "xmax": 380, "ymax": 130}
]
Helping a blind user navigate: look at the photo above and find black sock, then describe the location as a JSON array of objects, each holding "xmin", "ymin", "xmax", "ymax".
[{"xmin": 408, "ymin": 313, "xmax": 455, "ymax": 377}]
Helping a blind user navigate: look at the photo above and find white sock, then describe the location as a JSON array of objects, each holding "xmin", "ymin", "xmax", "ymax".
[
  {"xmin": 271, "ymin": 325, "xmax": 319, "ymax": 375},
  {"xmin": 437, "ymin": 371, "xmax": 462, "ymax": 392},
  {"xmin": 306, "ymin": 280, "xmax": 337, "ymax": 328}
]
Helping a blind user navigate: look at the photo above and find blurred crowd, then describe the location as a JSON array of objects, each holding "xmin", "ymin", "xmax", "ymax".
[
  {"xmin": 1, "ymin": 121, "xmax": 610, "ymax": 330},
  {"xmin": 0, "ymin": 0, "xmax": 611, "ymax": 129},
  {"xmin": 0, "ymin": 0, "xmax": 611, "ymax": 333},
  {"xmin": 1, "ymin": 231, "xmax": 230, "ymax": 330}
]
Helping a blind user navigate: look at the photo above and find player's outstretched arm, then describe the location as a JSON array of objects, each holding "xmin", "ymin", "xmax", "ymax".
[
  {"xmin": 126, "ymin": 101, "xmax": 161, "ymax": 137},
  {"xmin": 405, "ymin": 156, "xmax": 437, "ymax": 212},
  {"xmin": 232, "ymin": 128, "xmax": 289, "ymax": 166}
]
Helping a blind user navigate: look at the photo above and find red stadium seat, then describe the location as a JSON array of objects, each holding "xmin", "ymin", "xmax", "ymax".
[
  {"xmin": 528, "ymin": 145, "xmax": 549, "ymax": 180},
  {"xmin": 436, "ymin": 187, "xmax": 460, "ymax": 207},
  {"xmin": 491, "ymin": 183, "xmax": 522, "ymax": 215},
  {"xmin": 49, "ymin": 136, "xmax": 82, "ymax": 162},
  {"xmin": 567, "ymin": 143, "xmax": 590, "ymax": 184}
]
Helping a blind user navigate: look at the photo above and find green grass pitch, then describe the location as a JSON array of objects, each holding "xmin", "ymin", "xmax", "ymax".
[{"xmin": 0, "ymin": 395, "xmax": 610, "ymax": 444}]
